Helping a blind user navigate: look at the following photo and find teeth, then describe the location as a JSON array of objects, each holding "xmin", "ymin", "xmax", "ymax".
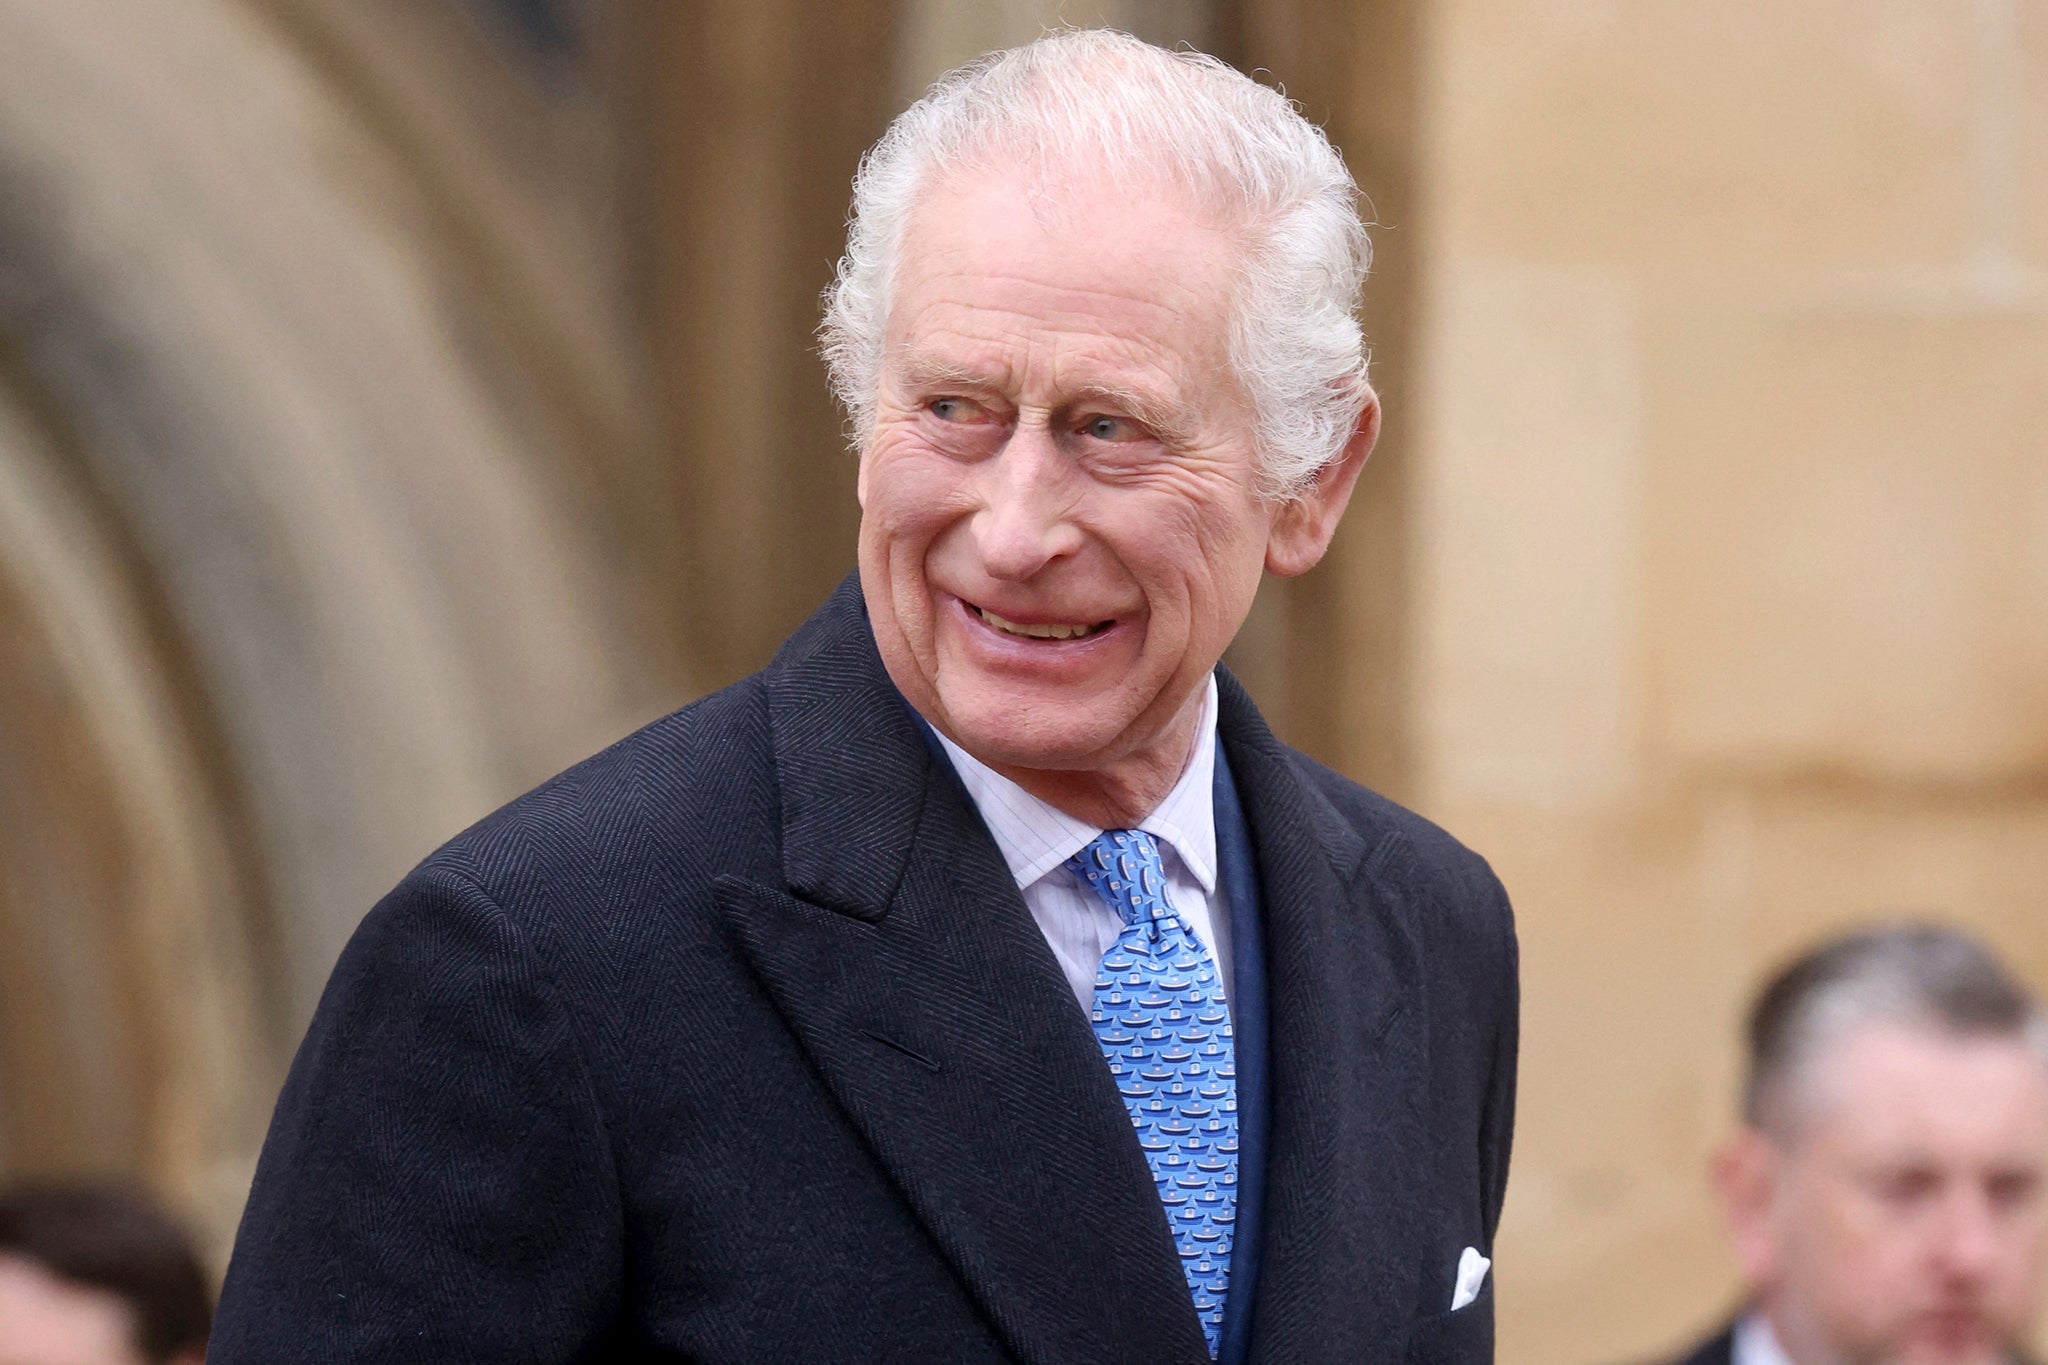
[{"xmin": 978, "ymin": 607, "xmax": 1103, "ymax": 641}]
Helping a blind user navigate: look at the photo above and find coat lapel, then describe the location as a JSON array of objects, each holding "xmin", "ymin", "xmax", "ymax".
[
  {"xmin": 717, "ymin": 578, "xmax": 1209, "ymax": 1365},
  {"xmin": 1215, "ymin": 672, "xmax": 1431, "ymax": 1364}
]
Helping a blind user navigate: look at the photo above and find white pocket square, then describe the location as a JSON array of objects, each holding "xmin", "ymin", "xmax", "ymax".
[{"xmin": 1450, "ymin": 1245, "xmax": 1490, "ymax": 1311}]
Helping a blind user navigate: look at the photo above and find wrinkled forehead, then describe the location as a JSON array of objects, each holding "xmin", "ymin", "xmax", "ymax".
[
  {"xmin": 894, "ymin": 161, "xmax": 1236, "ymax": 279},
  {"xmin": 1790, "ymin": 1021, "xmax": 2048, "ymax": 1159},
  {"xmin": 883, "ymin": 170, "xmax": 1246, "ymax": 402}
]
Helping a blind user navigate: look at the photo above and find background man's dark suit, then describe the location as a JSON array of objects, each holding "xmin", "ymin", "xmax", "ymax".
[
  {"xmin": 211, "ymin": 579, "xmax": 1517, "ymax": 1362},
  {"xmin": 1639, "ymin": 1320, "xmax": 2044, "ymax": 1365}
]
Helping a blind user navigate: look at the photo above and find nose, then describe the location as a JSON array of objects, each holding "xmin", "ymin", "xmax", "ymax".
[
  {"xmin": 1931, "ymin": 1187, "xmax": 2001, "ymax": 1283},
  {"xmin": 970, "ymin": 422, "xmax": 1084, "ymax": 581}
]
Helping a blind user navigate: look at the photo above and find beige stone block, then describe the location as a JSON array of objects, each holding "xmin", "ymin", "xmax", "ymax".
[
  {"xmin": 1643, "ymin": 308, "xmax": 2048, "ymax": 783},
  {"xmin": 2019, "ymin": 0, "xmax": 2048, "ymax": 273},
  {"xmin": 1426, "ymin": 0, "xmax": 1976, "ymax": 272},
  {"xmin": 1439, "ymin": 798, "xmax": 1742, "ymax": 1365},
  {"xmin": 1737, "ymin": 788, "xmax": 2048, "ymax": 982},
  {"xmin": 1415, "ymin": 263, "xmax": 1642, "ymax": 810}
]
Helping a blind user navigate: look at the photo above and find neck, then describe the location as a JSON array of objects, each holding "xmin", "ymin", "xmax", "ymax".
[
  {"xmin": 988, "ymin": 689, "xmax": 1206, "ymax": 828},
  {"xmin": 990, "ymin": 755, "xmax": 1186, "ymax": 829}
]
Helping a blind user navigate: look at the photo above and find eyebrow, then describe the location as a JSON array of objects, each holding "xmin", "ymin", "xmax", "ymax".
[
  {"xmin": 892, "ymin": 354, "xmax": 995, "ymax": 394},
  {"xmin": 890, "ymin": 354, "xmax": 1203, "ymax": 447}
]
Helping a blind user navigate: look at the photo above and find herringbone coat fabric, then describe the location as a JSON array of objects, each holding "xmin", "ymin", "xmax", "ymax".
[{"xmin": 210, "ymin": 576, "xmax": 1518, "ymax": 1364}]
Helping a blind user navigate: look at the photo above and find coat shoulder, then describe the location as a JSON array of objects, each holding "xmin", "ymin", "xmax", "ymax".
[
  {"xmin": 1280, "ymin": 747, "xmax": 1511, "ymax": 933},
  {"xmin": 407, "ymin": 576, "xmax": 881, "ymax": 917},
  {"xmin": 407, "ymin": 669, "xmax": 780, "ymax": 924}
]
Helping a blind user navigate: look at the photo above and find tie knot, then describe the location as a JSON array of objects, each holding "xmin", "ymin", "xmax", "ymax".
[{"xmin": 1067, "ymin": 829, "xmax": 1171, "ymax": 929}]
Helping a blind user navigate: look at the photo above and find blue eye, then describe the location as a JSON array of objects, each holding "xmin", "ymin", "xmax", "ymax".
[
  {"xmin": 1086, "ymin": 416, "xmax": 1125, "ymax": 440},
  {"xmin": 928, "ymin": 396, "xmax": 995, "ymax": 424}
]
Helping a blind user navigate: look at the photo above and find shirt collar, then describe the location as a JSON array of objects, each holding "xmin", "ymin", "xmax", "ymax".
[
  {"xmin": 1731, "ymin": 1313, "xmax": 1796, "ymax": 1365},
  {"xmin": 930, "ymin": 675, "xmax": 1220, "ymax": 894}
]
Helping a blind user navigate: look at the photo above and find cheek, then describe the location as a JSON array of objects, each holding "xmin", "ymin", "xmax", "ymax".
[
  {"xmin": 1129, "ymin": 483, "xmax": 1267, "ymax": 584},
  {"xmin": 1818, "ymin": 1209, "xmax": 1931, "ymax": 1323},
  {"xmin": 1780, "ymin": 1188, "xmax": 1888, "ymax": 1306},
  {"xmin": 1183, "ymin": 506, "xmax": 1274, "ymax": 624},
  {"xmin": 1995, "ymin": 1213, "xmax": 2048, "ymax": 1294},
  {"xmin": 861, "ymin": 451, "xmax": 969, "ymax": 552},
  {"xmin": 1116, "ymin": 508, "xmax": 1269, "ymax": 679},
  {"xmin": 1826, "ymin": 1194, "xmax": 1900, "ymax": 1269}
]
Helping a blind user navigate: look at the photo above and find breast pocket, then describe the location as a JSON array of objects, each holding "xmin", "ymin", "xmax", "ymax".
[{"xmin": 1404, "ymin": 1279, "xmax": 1493, "ymax": 1364}]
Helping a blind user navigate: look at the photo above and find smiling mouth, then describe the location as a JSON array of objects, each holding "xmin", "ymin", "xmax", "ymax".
[{"xmin": 972, "ymin": 604, "xmax": 1115, "ymax": 641}]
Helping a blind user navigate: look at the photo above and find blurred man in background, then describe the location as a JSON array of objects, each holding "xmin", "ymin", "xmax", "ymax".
[
  {"xmin": 1657, "ymin": 925, "xmax": 2048, "ymax": 1365},
  {"xmin": 0, "ymin": 1182, "xmax": 211, "ymax": 1365}
]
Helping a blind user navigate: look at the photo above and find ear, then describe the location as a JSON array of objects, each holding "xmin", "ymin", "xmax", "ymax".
[
  {"xmin": 1264, "ymin": 387, "xmax": 1380, "ymax": 578},
  {"xmin": 1713, "ymin": 1128, "xmax": 1785, "ymax": 1291}
]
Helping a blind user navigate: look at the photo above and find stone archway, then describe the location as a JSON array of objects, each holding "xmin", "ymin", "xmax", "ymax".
[
  {"xmin": 0, "ymin": 0, "xmax": 675, "ymax": 1256},
  {"xmin": 0, "ymin": 367, "xmax": 267, "ymax": 1243}
]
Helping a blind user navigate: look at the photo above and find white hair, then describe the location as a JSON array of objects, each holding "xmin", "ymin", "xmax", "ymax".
[{"xmin": 819, "ymin": 28, "xmax": 1372, "ymax": 497}]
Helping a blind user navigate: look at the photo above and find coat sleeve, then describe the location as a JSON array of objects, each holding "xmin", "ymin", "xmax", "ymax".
[{"xmin": 209, "ymin": 866, "xmax": 623, "ymax": 1363}]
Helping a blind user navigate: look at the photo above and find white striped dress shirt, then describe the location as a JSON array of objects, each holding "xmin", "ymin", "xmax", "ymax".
[
  {"xmin": 930, "ymin": 676, "xmax": 1231, "ymax": 1018},
  {"xmin": 1731, "ymin": 1315, "xmax": 1796, "ymax": 1365}
]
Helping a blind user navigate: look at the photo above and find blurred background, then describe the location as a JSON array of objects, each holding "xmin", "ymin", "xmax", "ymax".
[{"xmin": 0, "ymin": 0, "xmax": 2042, "ymax": 1360}]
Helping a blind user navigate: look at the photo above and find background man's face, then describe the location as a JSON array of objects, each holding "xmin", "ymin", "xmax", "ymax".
[
  {"xmin": 1737, "ymin": 1025, "xmax": 2048, "ymax": 1365},
  {"xmin": 856, "ymin": 167, "xmax": 1282, "ymax": 780},
  {"xmin": 0, "ymin": 1254, "xmax": 146, "ymax": 1365}
]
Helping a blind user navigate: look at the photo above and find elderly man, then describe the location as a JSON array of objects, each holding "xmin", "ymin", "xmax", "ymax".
[
  {"xmin": 1657, "ymin": 925, "xmax": 2048, "ymax": 1365},
  {"xmin": 211, "ymin": 30, "xmax": 1517, "ymax": 1365}
]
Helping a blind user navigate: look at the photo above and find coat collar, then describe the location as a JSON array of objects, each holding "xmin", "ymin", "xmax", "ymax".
[
  {"xmin": 766, "ymin": 575, "xmax": 928, "ymax": 921},
  {"xmin": 734, "ymin": 576, "xmax": 1429, "ymax": 1363},
  {"xmin": 733, "ymin": 575, "xmax": 1209, "ymax": 1363},
  {"xmin": 1214, "ymin": 669, "xmax": 1429, "ymax": 1362}
]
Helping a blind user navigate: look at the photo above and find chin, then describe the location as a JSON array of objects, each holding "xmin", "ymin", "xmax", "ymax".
[
  {"xmin": 940, "ymin": 698, "xmax": 1126, "ymax": 771},
  {"xmin": 1896, "ymin": 1347, "xmax": 2007, "ymax": 1365},
  {"xmin": 1889, "ymin": 1320, "xmax": 2011, "ymax": 1365}
]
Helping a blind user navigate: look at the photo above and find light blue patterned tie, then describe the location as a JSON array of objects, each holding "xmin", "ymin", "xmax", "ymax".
[{"xmin": 1068, "ymin": 829, "xmax": 1236, "ymax": 1356}]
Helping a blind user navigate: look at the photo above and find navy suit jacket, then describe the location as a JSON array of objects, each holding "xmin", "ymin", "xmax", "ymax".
[
  {"xmin": 212, "ymin": 576, "xmax": 1518, "ymax": 1363},
  {"xmin": 1642, "ymin": 1320, "xmax": 2032, "ymax": 1365}
]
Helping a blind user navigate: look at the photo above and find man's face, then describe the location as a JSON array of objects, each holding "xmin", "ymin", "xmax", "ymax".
[
  {"xmin": 1729, "ymin": 1025, "xmax": 2048, "ymax": 1365},
  {"xmin": 856, "ymin": 168, "xmax": 1359, "ymax": 792},
  {"xmin": 0, "ymin": 1254, "xmax": 146, "ymax": 1365}
]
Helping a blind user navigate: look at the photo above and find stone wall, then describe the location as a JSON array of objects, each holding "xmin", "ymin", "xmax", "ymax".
[
  {"xmin": 1405, "ymin": 2, "xmax": 2048, "ymax": 1358},
  {"xmin": 0, "ymin": 0, "xmax": 678, "ymax": 1259}
]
